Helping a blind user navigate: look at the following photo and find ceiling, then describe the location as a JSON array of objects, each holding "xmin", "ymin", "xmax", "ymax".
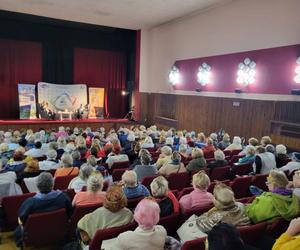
[{"xmin": 0, "ymin": 0, "xmax": 233, "ymax": 30}]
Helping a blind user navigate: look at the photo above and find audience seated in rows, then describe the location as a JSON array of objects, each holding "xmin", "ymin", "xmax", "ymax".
[
  {"xmin": 225, "ymin": 136, "xmax": 243, "ymax": 151},
  {"xmin": 150, "ymin": 176, "xmax": 179, "ymax": 217},
  {"xmin": 195, "ymin": 183, "xmax": 250, "ymax": 233},
  {"xmin": 133, "ymin": 151, "xmax": 157, "ymax": 182},
  {"xmin": 121, "ymin": 170, "xmax": 150, "ymax": 199},
  {"xmin": 158, "ymin": 151, "xmax": 186, "ymax": 177},
  {"xmin": 54, "ymin": 153, "xmax": 79, "ymax": 177},
  {"xmin": 280, "ymin": 152, "xmax": 300, "ymax": 174},
  {"xmin": 77, "ymin": 185, "xmax": 133, "ymax": 245},
  {"xmin": 186, "ymin": 148, "xmax": 207, "ymax": 172},
  {"xmin": 68, "ymin": 163, "xmax": 94, "ymax": 192},
  {"xmin": 114, "ymin": 198, "xmax": 167, "ymax": 250},
  {"xmin": 156, "ymin": 146, "xmax": 172, "ymax": 169},
  {"xmin": 72, "ymin": 172, "xmax": 106, "ymax": 206},
  {"xmin": 179, "ymin": 171, "xmax": 213, "ymax": 212},
  {"xmin": 246, "ymin": 170, "xmax": 299, "ymax": 224},
  {"xmin": 275, "ymin": 144, "xmax": 290, "ymax": 168},
  {"xmin": 39, "ymin": 149, "xmax": 59, "ymax": 170},
  {"xmin": 253, "ymin": 146, "xmax": 277, "ymax": 174},
  {"xmin": 207, "ymin": 149, "xmax": 228, "ymax": 169}
]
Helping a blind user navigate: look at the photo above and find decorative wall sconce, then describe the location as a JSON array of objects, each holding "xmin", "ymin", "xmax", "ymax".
[
  {"xmin": 236, "ymin": 58, "xmax": 256, "ymax": 86},
  {"xmin": 168, "ymin": 65, "xmax": 180, "ymax": 86},
  {"xmin": 294, "ymin": 57, "xmax": 300, "ymax": 83},
  {"xmin": 197, "ymin": 63, "xmax": 211, "ymax": 86}
]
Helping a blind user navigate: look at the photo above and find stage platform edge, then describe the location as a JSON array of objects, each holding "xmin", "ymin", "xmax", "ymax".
[{"xmin": 0, "ymin": 119, "xmax": 137, "ymax": 131}]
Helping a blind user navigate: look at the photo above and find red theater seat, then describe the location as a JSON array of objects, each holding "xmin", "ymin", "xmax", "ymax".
[
  {"xmin": 141, "ymin": 175, "xmax": 159, "ymax": 190},
  {"xmin": 230, "ymin": 176, "xmax": 253, "ymax": 199},
  {"xmin": 158, "ymin": 212, "xmax": 180, "ymax": 236},
  {"xmin": 167, "ymin": 172, "xmax": 190, "ymax": 191},
  {"xmin": 54, "ymin": 174, "xmax": 78, "ymax": 190},
  {"xmin": 239, "ymin": 221, "xmax": 268, "ymax": 246},
  {"xmin": 127, "ymin": 196, "xmax": 144, "ymax": 210},
  {"xmin": 112, "ymin": 168, "xmax": 128, "ymax": 182},
  {"xmin": 109, "ymin": 161, "xmax": 130, "ymax": 174},
  {"xmin": 181, "ymin": 237, "xmax": 206, "ymax": 250},
  {"xmin": 210, "ymin": 166, "xmax": 231, "ymax": 181},
  {"xmin": 23, "ymin": 209, "xmax": 69, "ymax": 248},
  {"xmin": 89, "ymin": 222, "xmax": 137, "ymax": 250},
  {"xmin": 1, "ymin": 192, "xmax": 35, "ymax": 231}
]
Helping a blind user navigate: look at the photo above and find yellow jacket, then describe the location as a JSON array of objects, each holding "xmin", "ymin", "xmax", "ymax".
[{"xmin": 272, "ymin": 233, "xmax": 300, "ymax": 250}]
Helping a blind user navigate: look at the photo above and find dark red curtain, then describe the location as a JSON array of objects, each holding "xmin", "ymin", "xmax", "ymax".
[
  {"xmin": 74, "ymin": 48, "xmax": 127, "ymax": 118},
  {"xmin": 0, "ymin": 39, "xmax": 42, "ymax": 119}
]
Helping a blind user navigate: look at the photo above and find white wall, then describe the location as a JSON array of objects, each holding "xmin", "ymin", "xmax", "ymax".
[{"xmin": 139, "ymin": 0, "xmax": 300, "ymax": 93}]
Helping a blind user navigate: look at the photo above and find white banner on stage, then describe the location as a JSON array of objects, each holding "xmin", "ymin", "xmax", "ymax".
[{"xmin": 37, "ymin": 82, "xmax": 87, "ymax": 112}]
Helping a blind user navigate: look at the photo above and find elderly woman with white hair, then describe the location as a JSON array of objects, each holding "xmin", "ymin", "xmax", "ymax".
[
  {"xmin": 150, "ymin": 176, "xmax": 179, "ymax": 217},
  {"xmin": 253, "ymin": 146, "xmax": 276, "ymax": 174},
  {"xmin": 207, "ymin": 149, "xmax": 228, "ymax": 169},
  {"xmin": 56, "ymin": 126, "xmax": 68, "ymax": 138},
  {"xmin": 156, "ymin": 146, "xmax": 172, "ymax": 169},
  {"xmin": 55, "ymin": 152, "xmax": 79, "ymax": 177},
  {"xmin": 68, "ymin": 163, "xmax": 94, "ymax": 192},
  {"xmin": 224, "ymin": 136, "xmax": 243, "ymax": 151},
  {"xmin": 122, "ymin": 170, "xmax": 150, "ymax": 199},
  {"xmin": 280, "ymin": 152, "xmax": 300, "ymax": 174},
  {"xmin": 275, "ymin": 144, "xmax": 290, "ymax": 168},
  {"xmin": 218, "ymin": 133, "xmax": 231, "ymax": 150},
  {"xmin": 72, "ymin": 173, "xmax": 106, "ymax": 206}
]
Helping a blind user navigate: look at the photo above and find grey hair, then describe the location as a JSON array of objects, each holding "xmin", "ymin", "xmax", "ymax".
[
  {"xmin": 179, "ymin": 144, "xmax": 187, "ymax": 153},
  {"xmin": 87, "ymin": 155, "xmax": 97, "ymax": 167},
  {"xmin": 48, "ymin": 141, "xmax": 58, "ymax": 150},
  {"xmin": 36, "ymin": 172, "xmax": 54, "ymax": 193},
  {"xmin": 214, "ymin": 150, "xmax": 225, "ymax": 161},
  {"xmin": 276, "ymin": 144, "xmax": 287, "ymax": 155},
  {"xmin": 87, "ymin": 173, "xmax": 104, "ymax": 192},
  {"xmin": 61, "ymin": 153, "xmax": 73, "ymax": 167},
  {"xmin": 47, "ymin": 149, "xmax": 57, "ymax": 160},
  {"xmin": 72, "ymin": 150, "xmax": 81, "ymax": 160},
  {"xmin": 265, "ymin": 144, "xmax": 275, "ymax": 153},
  {"xmin": 141, "ymin": 153, "xmax": 152, "ymax": 165},
  {"xmin": 79, "ymin": 163, "xmax": 94, "ymax": 181}
]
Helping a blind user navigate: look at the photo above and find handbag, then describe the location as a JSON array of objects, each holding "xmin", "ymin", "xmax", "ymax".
[{"xmin": 176, "ymin": 214, "xmax": 207, "ymax": 243}]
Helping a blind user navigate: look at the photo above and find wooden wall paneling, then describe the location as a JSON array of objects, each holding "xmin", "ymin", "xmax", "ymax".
[{"xmin": 139, "ymin": 92, "xmax": 300, "ymax": 150}]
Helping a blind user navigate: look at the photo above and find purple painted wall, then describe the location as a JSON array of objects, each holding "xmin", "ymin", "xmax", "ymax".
[{"xmin": 174, "ymin": 44, "xmax": 300, "ymax": 94}]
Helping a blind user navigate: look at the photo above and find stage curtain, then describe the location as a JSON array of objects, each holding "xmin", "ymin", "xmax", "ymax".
[
  {"xmin": 0, "ymin": 39, "xmax": 42, "ymax": 119},
  {"xmin": 74, "ymin": 48, "xmax": 127, "ymax": 118}
]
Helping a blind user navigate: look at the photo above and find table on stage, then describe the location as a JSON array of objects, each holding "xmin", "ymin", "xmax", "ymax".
[{"xmin": 57, "ymin": 111, "xmax": 73, "ymax": 120}]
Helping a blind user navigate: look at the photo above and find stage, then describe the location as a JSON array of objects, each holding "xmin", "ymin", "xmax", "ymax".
[{"xmin": 0, "ymin": 118, "xmax": 136, "ymax": 131}]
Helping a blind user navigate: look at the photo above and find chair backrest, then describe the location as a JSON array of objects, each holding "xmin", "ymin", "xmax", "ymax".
[
  {"xmin": 127, "ymin": 196, "xmax": 144, "ymax": 210},
  {"xmin": 180, "ymin": 204, "xmax": 213, "ymax": 224},
  {"xmin": 181, "ymin": 237, "xmax": 206, "ymax": 250},
  {"xmin": 54, "ymin": 174, "xmax": 77, "ymax": 190},
  {"xmin": 112, "ymin": 168, "xmax": 129, "ymax": 182},
  {"xmin": 223, "ymin": 150, "xmax": 231, "ymax": 157},
  {"xmin": 177, "ymin": 187, "xmax": 194, "ymax": 200},
  {"xmin": 141, "ymin": 175, "xmax": 159, "ymax": 190},
  {"xmin": 229, "ymin": 154, "xmax": 245, "ymax": 165},
  {"xmin": 23, "ymin": 208, "xmax": 69, "ymax": 247},
  {"xmin": 230, "ymin": 176, "xmax": 253, "ymax": 199},
  {"xmin": 64, "ymin": 188, "xmax": 76, "ymax": 201},
  {"xmin": 231, "ymin": 149, "xmax": 242, "ymax": 157},
  {"xmin": 46, "ymin": 169, "xmax": 56, "ymax": 176},
  {"xmin": 89, "ymin": 222, "xmax": 137, "ymax": 250},
  {"xmin": 158, "ymin": 212, "xmax": 180, "ymax": 237},
  {"xmin": 239, "ymin": 221, "xmax": 268, "ymax": 246},
  {"xmin": 210, "ymin": 166, "xmax": 231, "ymax": 181},
  {"xmin": 1, "ymin": 192, "xmax": 35, "ymax": 231},
  {"xmin": 267, "ymin": 218, "xmax": 290, "ymax": 239},
  {"xmin": 69, "ymin": 204, "xmax": 101, "ymax": 239},
  {"xmin": 168, "ymin": 172, "xmax": 190, "ymax": 191},
  {"xmin": 251, "ymin": 173, "xmax": 269, "ymax": 191},
  {"xmin": 231, "ymin": 162, "xmax": 253, "ymax": 176},
  {"xmin": 204, "ymin": 151, "xmax": 215, "ymax": 159},
  {"xmin": 109, "ymin": 161, "xmax": 130, "ymax": 174}
]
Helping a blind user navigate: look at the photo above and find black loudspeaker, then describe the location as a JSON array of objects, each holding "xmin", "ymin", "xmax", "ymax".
[
  {"xmin": 234, "ymin": 88, "xmax": 243, "ymax": 94},
  {"xmin": 291, "ymin": 89, "xmax": 300, "ymax": 95},
  {"xmin": 195, "ymin": 88, "xmax": 201, "ymax": 92}
]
